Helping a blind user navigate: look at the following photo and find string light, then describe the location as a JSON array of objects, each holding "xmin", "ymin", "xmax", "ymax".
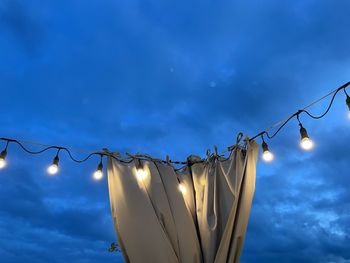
[
  {"xmin": 0, "ymin": 148, "xmax": 7, "ymax": 169},
  {"xmin": 47, "ymin": 152, "xmax": 60, "ymax": 175},
  {"xmin": 250, "ymin": 81, "xmax": 350, "ymax": 142},
  {"xmin": 135, "ymin": 159, "xmax": 147, "ymax": 181},
  {"xmin": 93, "ymin": 156, "xmax": 103, "ymax": 181},
  {"xmin": 299, "ymin": 123, "xmax": 314, "ymax": 151},
  {"xmin": 0, "ymin": 81, "xmax": 349, "ymax": 175},
  {"xmin": 261, "ymin": 135, "xmax": 274, "ymax": 162}
]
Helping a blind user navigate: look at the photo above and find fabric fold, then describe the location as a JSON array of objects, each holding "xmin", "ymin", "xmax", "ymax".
[{"xmin": 108, "ymin": 140, "xmax": 259, "ymax": 263}]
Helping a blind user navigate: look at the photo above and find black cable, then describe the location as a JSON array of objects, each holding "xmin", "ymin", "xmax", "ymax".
[
  {"xmin": 300, "ymin": 86, "xmax": 342, "ymax": 119},
  {"xmin": 265, "ymin": 113, "xmax": 298, "ymax": 139},
  {"xmin": 1, "ymin": 138, "xmax": 58, "ymax": 154},
  {"xmin": 250, "ymin": 81, "xmax": 350, "ymax": 142},
  {"xmin": 344, "ymin": 87, "xmax": 349, "ymax": 97},
  {"xmin": 1, "ymin": 81, "xmax": 349, "ymax": 166},
  {"xmin": 62, "ymin": 148, "xmax": 100, "ymax": 163},
  {"xmin": 0, "ymin": 137, "xmax": 102, "ymax": 164}
]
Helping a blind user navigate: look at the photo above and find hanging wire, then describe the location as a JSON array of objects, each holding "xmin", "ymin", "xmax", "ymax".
[
  {"xmin": 249, "ymin": 80, "xmax": 350, "ymax": 141},
  {"xmin": 0, "ymin": 137, "xmax": 190, "ymax": 165},
  {"xmin": 344, "ymin": 88, "xmax": 349, "ymax": 97},
  {"xmin": 0, "ymin": 137, "xmax": 103, "ymax": 163},
  {"xmin": 0, "ymin": 81, "xmax": 349, "ymax": 166}
]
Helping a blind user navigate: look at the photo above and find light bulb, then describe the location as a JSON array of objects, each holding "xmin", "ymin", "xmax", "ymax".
[
  {"xmin": 135, "ymin": 159, "xmax": 147, "ymax": 182},
  {"xmin": 299, "ymin": 125, "xmax": 314, "ymax": 151},
  {"xmin": 0, "ymin": 149, "xmax": 7, "ymax": 169},
  {"xmin": 262, "ymin": 150, "xmax": 274, "ymax": 162},
  {"xmin": 262, "ymin": 142, "xmax": 274, "ymax": 162},
  {"xmin": 47, "ymin": 164, "xmax": 58, "ymax": 175},
  {"xmin": 93, "ymin": 170, "xmax": 103, "ymax": 180},
  {"xmin": 300, "ymin": 137, "xmax": 314, "ymax": 150},
  {"xmin": 348, "ymin": 111, "xmax": 350, "ymax": 120},
  {"xmin": 47, "ymin": 155, "xmax": 59, "ymax": 175},
  {"xmin": 136, "ymin": 168, "xmax": 147, "ymax": 181},
  {"xmin": 93, "ymin": 161, "xmax": 103, "ymax": 180},
  {"xmin": 178, "ymin": 183, "xmax": 187, "ymax": 194},
  {"xmin": 0, "ymin": 158, "xmax": 6, "ymax": 169}
]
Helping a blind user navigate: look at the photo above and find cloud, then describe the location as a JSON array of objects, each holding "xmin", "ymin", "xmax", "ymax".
[
  {"xmin": 0, "ymin": 0, "xmax": 350, "ymax": 262},
  {"xmin": 241, "ymin": 124, "xmax": 350, "ymax": 263}
]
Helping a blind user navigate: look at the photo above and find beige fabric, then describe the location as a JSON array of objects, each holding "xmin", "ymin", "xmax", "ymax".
[{"xmin": 108, "ymin": 140, "xmax": 259, "ymax": 263}]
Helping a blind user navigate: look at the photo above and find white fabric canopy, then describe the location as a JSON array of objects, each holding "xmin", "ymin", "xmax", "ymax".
[{"xmin": 107, "ymin": 140, "xmax": 259, "ymax": 263}]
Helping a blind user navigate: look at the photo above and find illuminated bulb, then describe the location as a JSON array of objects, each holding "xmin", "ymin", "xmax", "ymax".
[
  {"xmin": 93, "ymin": 161, "xmax": 103, "ymax": 180},
  {"xmin": 0, "ymin": 149, "xmax": 7, "ymax": 169},
  {"xmin": 48, "ymin": 164, "xmax": 58, "ymax": 175},
  {"xmin": 300, "ymin": 137, "xmax": 314, "ymax": 150},
  {"xmin": 136, "ymin": 168, "xmax": 147, "ymax": 181},
  {"xmin": 178, "ymin": 183, "xmax": 187, "ymax": 194},
  {"xmin": 47, "ymin": 156, "xmax": 59, "ymax": 175},
  {"xmin": 299, "ymin": 125, "xmax": 314, "ymax": 151},
  {"xmin": 135, "ymin": 159, "xmax": 147, "ymax": 182},
  {"xmin": 0, "ymin": 158, "xmax": 6, "ymax": 169},
  {"xmin": 262, "ymin": 142, "xmax": 274, "ymax": 162},
  {"xmin": 262, "ymin": 150, "xmax": 274, "ymax": 162},
  {"xmin": 93, "ymin": 170, "xmax": 103, "ymax": 180}
]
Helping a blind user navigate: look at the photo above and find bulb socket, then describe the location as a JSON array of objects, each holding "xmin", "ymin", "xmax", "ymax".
[
  {"xmin": 0, "ymin": 149, "xmax": 7, "ymax": 160},
  {"xmin": 299, "ymin": 125, "xmax": 309, "ymax": 140},
  {"xmin": 262, "ymin": 141, "xmax": 269, "ymax": 153},
  {"xmin": 346, "ymin": 95, "xmax": 350, "ymax": 111},
  {"xmin": 53, "ymin": 155, "xmax": 59, "ymax": 165},
  {"xmin": 97, "ymin": 161, "xmax": 103, "ymax": 171},
  {"xmin": 136, "ymin": 159, "xmax": 143, "ymax": 170}
]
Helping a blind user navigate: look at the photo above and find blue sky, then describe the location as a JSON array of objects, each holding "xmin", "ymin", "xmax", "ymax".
[{"xmin": 0, "ymin": 0, "xmax": 350, "ymax": 262}]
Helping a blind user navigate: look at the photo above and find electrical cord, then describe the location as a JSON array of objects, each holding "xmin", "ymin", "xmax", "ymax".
[
  {"xmin": 1, "ymin": 81, "xmax": 349, "ymax": 166},
  {"xmin": 249, "ymin": 81, "xmax": 350, "ymax": 141}
]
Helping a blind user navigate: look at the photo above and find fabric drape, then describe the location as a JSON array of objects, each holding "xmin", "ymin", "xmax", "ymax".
[{"xmin": 108, "ymin": 140, "xmax": 259, "ymax": 263}]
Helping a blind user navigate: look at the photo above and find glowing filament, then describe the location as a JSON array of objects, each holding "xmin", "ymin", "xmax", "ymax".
[
  {"xmin": 300, "ymin": 137, "xmax": 314, "ymax": 151},
  {"xmin": 0, "ymin": 158, "xmax": 6, "ymax": 169},
  {"xmin": 47, "ymin": 164, "xmax": 58, "ymax": 175},
  {"xmin": 262, "ymin": 150, "xmax": 274, "ymax": 162},
  {"xmin": 93, "ymin": 170, "xmax": 103, "ymax": 180}
]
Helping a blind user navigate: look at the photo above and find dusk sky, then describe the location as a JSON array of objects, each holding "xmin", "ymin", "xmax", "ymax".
[{"xmin": 1, "ymin": 0, "xmax": 350, "ymax": 262}]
